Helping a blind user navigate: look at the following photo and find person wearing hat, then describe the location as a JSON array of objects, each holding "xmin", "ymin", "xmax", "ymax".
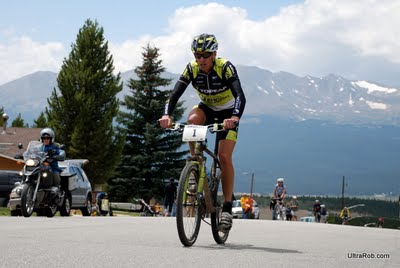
[{"xmin": 240, "ymin": 194, "xmax": 248, "ymax": 218}]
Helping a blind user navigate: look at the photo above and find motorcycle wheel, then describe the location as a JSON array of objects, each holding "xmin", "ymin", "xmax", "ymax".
[
  {"xmin": 60, "ymin": 194, "xmax": 71, "ymax": 216},
  {"xmin": 21, "ymin": 184, "xmax": 35, "ymax": 217}
]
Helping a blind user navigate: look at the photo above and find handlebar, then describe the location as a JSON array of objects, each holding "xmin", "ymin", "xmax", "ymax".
[{"xmin": 167, "ymin": 122, "xmax": 235, "ymax": 133}]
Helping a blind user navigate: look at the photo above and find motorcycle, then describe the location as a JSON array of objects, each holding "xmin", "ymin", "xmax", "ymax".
[{"xmin": 14, "ymin": 141, "xmax": 65, "ymax": 217}]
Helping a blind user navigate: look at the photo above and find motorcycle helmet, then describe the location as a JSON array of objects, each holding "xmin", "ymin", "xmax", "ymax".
[
  {"xmin": 40, "ymin": 128, "xmax": 55, "ymax": 143},
  {"xmin": 277, "ymin": 178, "xmax": 284, "ymax": 183},
  {"xmin": 191, "ymin": 33, "xmax": 218, "ymax": 53}
]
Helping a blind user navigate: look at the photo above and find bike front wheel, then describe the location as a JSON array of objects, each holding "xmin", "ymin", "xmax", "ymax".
[
  {"xmin": 210, "ymin": 173, "xmax": 229, "ymax": 244},
  {"xmin": 176, "ymin": 162, "xmax": 202, "ymax": 247}
]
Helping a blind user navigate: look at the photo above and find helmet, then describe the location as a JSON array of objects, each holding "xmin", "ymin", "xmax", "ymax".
[
  {"xmin": 40, "ymin": 128, "xmax": 55, "ymax": 143},
  {"xmin": 321, "ymin": 204, "xmax": 325, "ymax": 207},
  {"xmin": 315, "ymin": 200, "xmax": 320, "ymax": 203},
  {"xmin": 292, "ymin": 195, "xmax": 297, "ymax": 199},
  {"xmin": 277, "ymin": 178, "xmax": 284, "ymax": 183},
  {"xmin": 191, "ymin": 33, "xmax": 218, "ymax": 53}
]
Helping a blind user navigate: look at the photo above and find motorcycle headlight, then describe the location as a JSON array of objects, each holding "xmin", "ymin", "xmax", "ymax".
[
  {"xmin": 26, "ymin": 159, "xmax": 39, "ymax": 167},
  {"xmin": 42, "ymin": 172, "xmax": 48, "ymax": 178},
  {"xmin": 16, "ymin": 187, "xmax": 23, "ymax": 195}
]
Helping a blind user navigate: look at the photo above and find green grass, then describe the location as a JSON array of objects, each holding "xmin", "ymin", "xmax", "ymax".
[{"xmin": 0, "ymin": 207, "xmax": 11, "ymax": 216}]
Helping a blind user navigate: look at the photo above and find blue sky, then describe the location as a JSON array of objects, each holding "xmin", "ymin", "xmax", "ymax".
[{"xmin": 1, "ymin": 0, "xmax": 399, "ymax": 87}]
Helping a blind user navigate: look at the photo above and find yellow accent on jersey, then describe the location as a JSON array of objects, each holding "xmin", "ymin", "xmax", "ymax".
[
  {"xmin": 198, "ymin": 90, "xmax": 234, "ymax": 107},
  {"xmin": 183, "ymin": 58, "xmax": 237, "ymax": 111}
]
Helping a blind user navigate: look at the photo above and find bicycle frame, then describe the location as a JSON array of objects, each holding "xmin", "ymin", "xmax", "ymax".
[
  {"xmin": 171, "ymin": 123, "xmax": 229, "ymax": 246},
  {"xmin": 183, "ymin": 127, "xmax": 221, "ymax": 214}
]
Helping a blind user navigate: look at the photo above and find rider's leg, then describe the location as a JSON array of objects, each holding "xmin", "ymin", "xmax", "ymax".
[
  {"xmin": 218, "ymin": 139, "xmax": 236, "ymax": 203},
  {"xmin": 187, "ymin": 107, "xmax": 206, "ymax": 155}
]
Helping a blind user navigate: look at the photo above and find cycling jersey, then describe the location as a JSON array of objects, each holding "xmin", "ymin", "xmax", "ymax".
[
  {"xmin": 274, "ymin": 184, "xmax": 287, "ymax": 197},
  {"xmin": 164, "ymin": 57, "xmax": 246, "ymax": 118}
]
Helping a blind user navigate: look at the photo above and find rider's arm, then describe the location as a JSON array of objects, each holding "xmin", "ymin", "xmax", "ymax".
[
  {"xmin": 224, "ymin": 62, "xmax": 246, "ymax": 119},
  {"xmin": 281, "ymin": 186, "xmax": 286, "ymax": 199},
  {"xmin": 54, "ymin": 149, "xmax": 66, "ymax": 161},
  {"xmin": 164, "ymin": 65, "xmax": 191, "ymax": 117},
  {"xmin": 160, "ymin": 69, "xmax": 190, "ymax": 128}
]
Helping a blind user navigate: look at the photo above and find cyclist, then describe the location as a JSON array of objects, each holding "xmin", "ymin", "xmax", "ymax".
[
  {"xmin": 313, "ymin": 200, "xmax": 321, "ymax": 223},
  {"xmin": 272, "ymin": 177, "xmax": 287, "ymax": 220},
  {"xmin": 159, "ymin": 33, "xmax": 246, "ymax": 231},
  {"xmin": 340, "ymin": 206, "xmax": 350, "ymax": 224}
]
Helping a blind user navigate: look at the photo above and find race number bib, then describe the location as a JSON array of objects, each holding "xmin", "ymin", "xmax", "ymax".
[{"xmin": 182, "ymin": 125, "xmax": 208, "ymax": 142}]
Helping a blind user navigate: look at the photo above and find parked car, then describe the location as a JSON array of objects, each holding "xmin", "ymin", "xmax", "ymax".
[
  {"xmin": 0, "ymin": 170, "xmax": 22, "ymax": 207},
  {"xmin": 300, "ymin": 216, "xmax": 316, "ymax": 223},
  {"xmin": 8, "ymin": 159, "xmax": 93, "ymax": 216},
  {"xmin": 232, "ymin": 199, "xmax": 260, "ymax": 219}
]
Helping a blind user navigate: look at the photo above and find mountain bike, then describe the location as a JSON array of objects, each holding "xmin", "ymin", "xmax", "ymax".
[
  {"xmin": 272, "ymin": 198, "xmax": 285, "ymax": 220},
  {"xmin": 168, "ymin": 123, "xmax": 229, "ymax": 247}
]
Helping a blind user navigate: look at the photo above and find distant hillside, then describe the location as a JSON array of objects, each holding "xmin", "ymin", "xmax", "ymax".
[
  {"xmin": 1, "ymin": 66, "xmax": 399, "ymax": 126},
  {"xmin": 1, "ymin": 68, "xmax": 399, "ymax": 196}
]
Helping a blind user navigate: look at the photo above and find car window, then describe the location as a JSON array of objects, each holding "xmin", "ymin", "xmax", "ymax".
[
  {"xmin": 233, "ymin": 200, "xmax": 241, "ymax": 207},
  {"xmin": 73, "ymin": 167, "xmax": 84, "ymax": 182}
]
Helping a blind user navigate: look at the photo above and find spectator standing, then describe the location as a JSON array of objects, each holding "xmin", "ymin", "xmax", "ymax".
[
  {"xmin": 376, "ymin": 217, "xmax": 384, "ymax": 228},
  {"xmin": 290, "ymin": 196, "xmax": 299, "ymax": 221},
  {"xmin": 164, "ymin": 178, "xmax": 177, "ymax": 216},
  {"xmin": 285, "ymin": 202, "xmax": 293, "ymax": 221},
  {"xmin": 313, "ymin": 200, "xmax": 321, "ymax": 223},
  {"xmin": 245, "ymin": 195, "xmax": 254, "ymax": 219},
  {"xmin": 320, "ymin": 204, "xmax": 327, "ymax": 223}
]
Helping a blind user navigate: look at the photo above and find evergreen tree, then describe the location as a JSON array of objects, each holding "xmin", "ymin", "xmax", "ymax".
[
  {"xmin": 109, "ymin": 44, "xmax": 186, "ymax": 202},
  {"xmin": 32, "ymin": 112, "xmax": 48, "ymax": 128},
  {"xmin": 46, "ymin": 19, "xmax": 124, "ymax": 186},
  {"xmin": 11, "ymin": 113, "xmax": 26, "ymax": 127},
  {"xmin": 0, "ymin": 107, "xmax": 4, "ymax": 126}
]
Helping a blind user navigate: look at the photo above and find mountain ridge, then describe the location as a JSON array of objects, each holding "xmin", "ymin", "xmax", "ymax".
[{"xmin": 1, "ymin": 67, "xmax": 399, "ymax": 195}]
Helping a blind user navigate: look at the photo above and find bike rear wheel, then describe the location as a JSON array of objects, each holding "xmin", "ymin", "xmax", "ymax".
[
  {"xmin": 210, "ymin": 173, "xmax": 229, "ymax": 244},
  {"xmin": 176, "ymin": 162, "xmax": 202, "ymax": 247}
]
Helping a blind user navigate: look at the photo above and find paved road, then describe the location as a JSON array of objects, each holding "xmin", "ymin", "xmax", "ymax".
[{"xmin": 0, "ymin": 216, "xmax": 398, "ymax": 267}]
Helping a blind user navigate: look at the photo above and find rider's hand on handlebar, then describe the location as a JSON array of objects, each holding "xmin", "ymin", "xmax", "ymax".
[
  {"xmin": 159, "ymin": 115, "xmax": 173, "ymax": 128},
  {"xmin": 223, "ymin": 116, "xmax": 239, "ymax": 130}
]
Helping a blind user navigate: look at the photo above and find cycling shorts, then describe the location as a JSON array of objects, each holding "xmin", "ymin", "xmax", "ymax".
[{"xmin": 193, "ymin": 102, "xmax": 239, "ymax": 142}]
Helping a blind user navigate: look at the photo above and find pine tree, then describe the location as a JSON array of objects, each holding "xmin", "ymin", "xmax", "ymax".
[
  {"xmin": 0, "ymin": 107, "xmax": 4, "ymax": 126},
  {"xmin": 32, "ymin": 112, "xmax": 48, "ymax": 128},
  {"xmin": 46, "ymin": 19, "xmax": 124, "ymax": 186},
  {"xmin": 11, "ymin": 113, "xmax": 26, "ymax": 127},
  {"xmin": 109, "ymin": 44, "xmax": 187, "ymax": 202}
]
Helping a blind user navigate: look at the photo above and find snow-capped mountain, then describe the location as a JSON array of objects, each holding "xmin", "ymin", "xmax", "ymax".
[
  {"xmin": 1, "ymin": 67, "xmax": 399, "ymax": 195},
  {"xmin": 1, "ymin": 66, "xmax": 399, "ymax": 127}
]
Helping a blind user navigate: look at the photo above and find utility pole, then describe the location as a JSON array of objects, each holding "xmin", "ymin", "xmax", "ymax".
[
  {"xmin": 250, "ymin": 172, "xmax": 254, "ymax": 197},
  {"xmin": 341, "ymin": 176, "xmax": 345, "ymax": 209}
]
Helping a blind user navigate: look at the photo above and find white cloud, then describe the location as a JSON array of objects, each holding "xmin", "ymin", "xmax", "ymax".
[
  {"xmin": 1, "ymin": 0, "xmax": 399, "ymax": 86},
  {"xmin": 0, "ymin": 35, "xmax": 64, "ymax": 84}
]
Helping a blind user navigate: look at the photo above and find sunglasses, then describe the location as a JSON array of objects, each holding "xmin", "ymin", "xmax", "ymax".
[{"xmin": 194, "ymin": 52, "xmax": 213, "ymax": 59}]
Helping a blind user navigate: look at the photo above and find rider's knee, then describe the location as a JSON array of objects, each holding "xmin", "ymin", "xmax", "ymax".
[
  {"xmin": 218, "ymin": 151, "xmax": 232, "ymax": 166},
  {"xmin": 188, "ymin": 109, "xmax": 205, "ymax": 125}
]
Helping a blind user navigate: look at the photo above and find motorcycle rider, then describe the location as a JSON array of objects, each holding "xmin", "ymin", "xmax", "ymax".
[{"xmin": 39, "ymin": 128, "xmax": 66, "ymax": 197}]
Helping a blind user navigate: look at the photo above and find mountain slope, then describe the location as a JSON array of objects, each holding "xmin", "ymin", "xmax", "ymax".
[{"xmin": 0, "ymin": 68, "xmax": 399, "ymax": 195}]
